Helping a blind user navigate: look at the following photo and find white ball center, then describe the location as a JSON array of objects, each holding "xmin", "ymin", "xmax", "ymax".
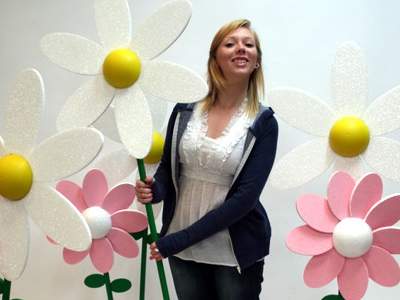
[
  {"xmin": 332, "ymin": 217, "xmax": 372, "ymax": 258},
  {"xmin": 82, "ymin": 206, "xmax": 112, "ymax": 239}
]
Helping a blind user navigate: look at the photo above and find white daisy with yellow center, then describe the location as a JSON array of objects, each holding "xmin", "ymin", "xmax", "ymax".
[
  {"xmin": 269, "ymin": 42, "xmax": 400, "ymax": 189},
  {"xmin": 40, "ymin": 0, "xmax": 207, "ymax": 159},
  {"xmin": 0, "ymin": 69, "xmax": 104, "ymax": 280}
]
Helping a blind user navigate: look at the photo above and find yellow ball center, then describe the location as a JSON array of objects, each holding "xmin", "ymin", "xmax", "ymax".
[
  {"xmin": 329, "ymin": 116, "xmax": 370, "ymax": 157},
  {"xmin": 0, "ymin": 154, "xmax": 33, "ymax": 201},
  {"xmin": 102, "ymin": 48, "xmax": 141, "ymax": 89},
  {"xmin": 144, "ymin": 132, "xmax": 165, "ymax": 164}
]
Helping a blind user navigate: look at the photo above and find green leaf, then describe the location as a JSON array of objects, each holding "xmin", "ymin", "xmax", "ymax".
[
  {"xmin": 131, "ymin": 229, "xmax": 147, "ymax": 241},
  {"xmin": 84, "ymin": 274, "xmax": 105, "ymax": 288},
  {"xmin": 110, "ymin": 278, "xmax": 132, "ymax": 293},
  {"xmin": 0, "ymin": 278, "xmax": 4, "ymax": 294},
  {"xmin": 322, "ymin": 295, "xmax": 344, "ymax": 300}
]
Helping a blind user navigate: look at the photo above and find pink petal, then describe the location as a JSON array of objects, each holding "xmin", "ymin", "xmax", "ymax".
[
  {"xmin": 83, "ymin": 169, "xmax": 108, "ymax": 207},
  {"xmin": 327, "ymin": 171, "xmax": 354, "ymax": 220},
  {"xmin": 63, "ymin": 248, "xmax": 89, "ymax": 264},
  {"xmin": 90, "ymin": 238, "xmax": 114, "ymax": 273},
  {"xmin": 304, "ymin": 248, "xmax": 345, "ymax": 288},
  {"xmin": 286, "ymin": 225, "xmax": 333, "ymax": 255},
  {"xmin": 338, "ymin": 258, "xmax": 369, "ymax": 300},
  {"xmin": 102, "ymin": 183, "xmax": 135, "ymax": 214},
  {"xmin": 350, "ymin": 173, "xmax": 383, "ymax": 218},
  {"xmin": 297, "ymin": 194, "xmax": 339, "ymax": 233},
  {"xmin": 56, "ymin": 180, "xmax": 87, "ymax": 212},
  {"xmin": 365, "ymin": 194, "xmax": 400, "ymax": 229},
  {"xmin": 111, "ymin": 209, "xmax": 148, "ymax": 233},
  {"xmin": 373, "ymin": 227, "xmax": 400, "ymax": 254},
  {"xmin": 363, "ymin": 245, "xmax": 400, "ymax": 286},
  {"xmin": 107, "ymin": 227, "xmax": 139, "ymax": 258}
]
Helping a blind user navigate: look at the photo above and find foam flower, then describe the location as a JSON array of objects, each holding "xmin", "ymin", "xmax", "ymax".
[
  {"xmin": 268, "ymin": 42, "xmax": 400, "ymax": 189},
  {"xmin": 287, "ymin": 171, "xmax": 400, "ymax": 300},
  {"xmin": 41, "ymin": 0, "xmax": 208, "ymax": 159},
  {"xmin": 0, "ymin": 69, "xmax": 104, "ymax": 280},
  {"xmin": 57, "ymin": 169, "xmax": 148, "ymax": 273}
]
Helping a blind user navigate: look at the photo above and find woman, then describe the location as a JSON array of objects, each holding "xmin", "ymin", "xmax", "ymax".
[{"xmin": 136, "ymin": 19, "xmax": 278, "ymax": 300}]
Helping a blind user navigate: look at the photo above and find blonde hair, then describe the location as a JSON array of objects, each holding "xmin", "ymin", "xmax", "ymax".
[{"xmin": 203, "ymin": 19, "xmax": 264, "ymax": 116}]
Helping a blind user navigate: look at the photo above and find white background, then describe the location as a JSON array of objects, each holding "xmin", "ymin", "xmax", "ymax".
[{"xmin": 0, "ymin": 0, "xmax": 400, "ymax": 299}]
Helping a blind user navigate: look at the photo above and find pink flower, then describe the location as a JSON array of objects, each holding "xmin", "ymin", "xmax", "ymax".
[
  {"xmin": 56, "ymin": 169, "xmax": 148, "ymax": 273},
  {"xmin": 286, "ymin": 171, "xmax": 400, "ymax": 300}
]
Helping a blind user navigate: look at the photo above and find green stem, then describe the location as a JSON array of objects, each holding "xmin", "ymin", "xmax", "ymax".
[
  {"xmin": 2, "ymin": 279, "xmax": 11, "ymax": 300},
  {"xmin": 137, "ymin": 159, "xmax": 170, "ymax": 300},
  {"xmin": 104, "ymin": 273, "xmax": 114, "ymax": 300},
  {"xmin": 139, "ymin": 228, "xmax": 148, "ymax": 300}
]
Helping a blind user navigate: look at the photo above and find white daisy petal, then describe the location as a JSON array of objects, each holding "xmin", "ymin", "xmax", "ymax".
[
  {"xmin": 0, "ymin": 136, "xmax": 6, "ymax": 155},
  {"xmin": 24, "ymin": 183, "xmax": 91, "ymax": 251},
  {"xmin": 131, "ymin": 0, "xmax": 191, "ymax": 60},
  {"xmin": 267, "ymin": 88, "xmax": 334, "ymax": 136},
  {"xmin": 29, "ymin": 128, "xmax": 103, "ymax": 181},
  {"xmin": 140, "ymin": 61, "xmax": 207, "ymax": 103},
  {"xmin": 333, "ymin": 156, "xmax": 365, "ymax": 179},
  {"xmin": 269, "ymin": 138, "xmax": 335, "ymax": 189},
  {"xmin": 57, "ymin": 75, "xmax": 115, "ymax": 131},
  {"xmin": 363, "ymin": 137, "xmax": 400, "ymax": 182},
  {"xmin": 3, "ymin": 69, "xmax": 44, "ymax": 155},
  {"xmin": 331, "ymin": 42, "xmax": 367, "ymax": 115},
  {"xmin": 0, "ymin": 199, "xmax": 29, "ymax": 281},
  {"xmin": 94, "ymin": 0, "xmax": 131, "ymax": 50},
  {"xmin": 41, "ymin": 33, "xmax": 106, "ymax": 75},
  {"xmin": 147, "ymin": 95, "xmax": 169, "ymax": 131},
  {"xmin": 363, "ymin": 85, "xmax": 400, "ymax": 135},
  {"xmin": 93, "ymin": 105, "xmax": 121, "ymax": 143},
  {"xmin": 94, "ymin": 149, "xmax": 137, "ymax": 187},
  {"xmin": 114, "ymin": 87, "xmax": 152, "ymax": 158}
]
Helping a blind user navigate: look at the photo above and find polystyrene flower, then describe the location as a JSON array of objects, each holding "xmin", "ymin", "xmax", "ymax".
[
  {"xmin": 41, "ymin": 0, "xmax": 208, "ymax": 159},
  {"xmin": 0, "ymin": 69, "xmax": 104, "ymax": 280},
  {"xmin": 269, "ymin": 42, "xmax": 400, "ymax": 189},
  {"xmin": 56, "ymin": 169, "xmax": 148, "ymax": 273},
  {"xmin": 286, "ymin": 171, "xmax": 400, "ymax": 300}
]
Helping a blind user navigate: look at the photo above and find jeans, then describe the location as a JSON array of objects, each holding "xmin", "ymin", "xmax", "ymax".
[{"xmin": 168, "ymin": 256, "xmax": 264, "ymax": 300}]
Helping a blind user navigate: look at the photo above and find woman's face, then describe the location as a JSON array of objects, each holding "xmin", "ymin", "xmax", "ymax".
[{"xmin": 215, "ymin": 27, "xmax": 258, "ymax": 82}]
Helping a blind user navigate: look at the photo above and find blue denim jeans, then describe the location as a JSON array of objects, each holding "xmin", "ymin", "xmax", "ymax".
[{"xmin": 168, "ymin": 256, "xmax": 264, "ymax": 300}]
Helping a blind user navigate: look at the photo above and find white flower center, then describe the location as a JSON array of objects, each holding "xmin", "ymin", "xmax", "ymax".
[
  {"xmin": 82, "ymin": 206, "xmax": 112, "ymax": 239},
  {"xmin": 332, "ymin": 217, "xmax": 372, "ymax": 258}
]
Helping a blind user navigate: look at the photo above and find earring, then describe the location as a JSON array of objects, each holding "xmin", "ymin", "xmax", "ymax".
[{"xmin": 255, "ymin": 63, "xmax": 260, "ymax": 69}]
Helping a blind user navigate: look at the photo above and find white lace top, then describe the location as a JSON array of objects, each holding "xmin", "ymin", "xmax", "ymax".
[{"xmin": 166, "ymin": 100, "xmax": 253, "ymax": 266}]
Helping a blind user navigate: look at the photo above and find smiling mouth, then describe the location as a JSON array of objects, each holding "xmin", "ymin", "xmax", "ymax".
[{"xmin": 232, "ymin": 57, "xmax": 249, "ymax": 65}]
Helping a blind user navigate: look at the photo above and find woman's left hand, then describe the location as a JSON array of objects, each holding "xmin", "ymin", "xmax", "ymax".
[{"xmin": 150, "ymin": 242, "xmax": 163, "ymax": 261}]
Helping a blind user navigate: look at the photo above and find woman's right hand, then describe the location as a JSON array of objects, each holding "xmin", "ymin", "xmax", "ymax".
[{"xmin": 135, "ymin": 176, "xmax": 154, "ymax": 204}]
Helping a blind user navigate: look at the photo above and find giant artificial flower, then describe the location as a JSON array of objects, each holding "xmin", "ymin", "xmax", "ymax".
[
  {"xmin": 57, "ymin": 169, "xmax": 148, "ymax": 273},
  {"xmin": 0, "ymin": 69, "xmax": 104, "ymax": 280},
  {"xmin": 268, "ymin": 42, "xmax": 400, "ymax": 189},
  {"xmin": 41, "ymin": 0, "xmax": 207, "ymax": 158},
  {"xmin": 287, "ymin": 171, "xmax": 400, "ymax": 300}
]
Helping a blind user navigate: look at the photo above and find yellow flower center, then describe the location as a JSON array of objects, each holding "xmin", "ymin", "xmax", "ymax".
[
  {"xmin": 144, "ymin": 131, "xmax": 165, "ymax": 164},
  {"xmin": 0, "ymin": 154, "xmax": 33, "ymax": 201},
  {"xmin": 102, "ymin": 48, "xmax": 141, "ymax": 89},
  {"xmin": 329, "ymin": 116, "xmax": 370, "ymax": 157}
]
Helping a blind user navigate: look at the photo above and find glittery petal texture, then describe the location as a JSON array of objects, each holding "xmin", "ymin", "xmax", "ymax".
[
  {"xmin": 131, "ymin": 0, "xmax": 192, "ymax": 60},
  {"xmin": 327, "ymin": 171, "xmax": 354, "ymax": 220},
  {"xmin": 267, "ymin": 87, "xmax": 334, "ymax": 136},
  {"xmin": 29, "ymin": 128, "xmax": 103, "ymax": 181},
  {"xmin": 147, "ymin": 95, "xmax": 169, "ymax": 132},
  {"xmin": 90, "ymin": 238, "xmax": 114, "ymax": 273},
  {"xmin": 82, "ymin": 169, "xmax": 109, "ymax": 207},
  {"xmin": 331, "ymin": 42, "xmax": 367, "ymax": 116},
  {"xmin": 3, "ymin": 69, "xmax": 44, "ymax": 155},
  {"xmin": 94, "ymin": 0, "xmax": 131, "ymax": 51},
  {"xmin": 93, "ymin": 106, "xmax": 121, "ymax": 143},
  {"xmin": 107, "ymin": 227, "xmax": 139, "ymax": 257},
  {"xmin": 57, "ymin": 75, "xmax": 115, "ymax": 131},
  {"xmin": 114, "ymin": 87, "xmax": 152, "ymax": 158},
  {"xmin": 0, "ymin": 199, "xmax": 29, "ymax": 281},
  {"xmin": 41, "ymin": 33, "xmax": 105, "ymax": 75},
  {"xmin": 337, "ymin": 258, "xmax": 369, "ymax": 300},
  {"xmin": 363, "ymin": 137, "xmax": 400, "ymax": 182},
  {"xmin": 286, "ymin": 225, "xmax": 333, "ymax": 256},
  {"xmin": 269, "ymin": 138, "xmax": 335, "ymax": 189},
  {"xmin": 140, "ymin": 61, "xmax": 207, "ymax": 103},
  {"xmin": 363, "ymin": 85, "xmax": 400, "ymax": 135},
  {"xmin": 56, "ymin": 180, "xmax": 87, "ymax": 213},
  {"xmin": 332, "ymin": 156, "xmax": 365, "ymax": 179},
  {"xmin": 24, "ymin": 183, "xmax": 91, "ymax": 251},
  {"xmin": 365, "ymin": 194, "xmax": 400, "ymax": 229}
]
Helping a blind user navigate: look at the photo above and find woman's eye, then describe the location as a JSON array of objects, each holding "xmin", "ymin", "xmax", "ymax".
[
  {"xmin": 246, "ymin": 43, "xmax": 254, "ymax": 47},
  {"xmin": 225, "ymin": 43, "xmax": 234, "ymax": 47}
]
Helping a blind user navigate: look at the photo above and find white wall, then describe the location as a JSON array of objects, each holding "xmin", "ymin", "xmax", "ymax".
[{"xmin": 0, "ymin": 0, "xmax": 399, "ymax": 299}]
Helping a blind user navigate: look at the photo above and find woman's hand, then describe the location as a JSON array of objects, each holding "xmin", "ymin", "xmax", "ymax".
[
  {"xmin": 135, "ymin": 176, "xmax": 154, "ymax": 204},
  {"xmin": 150, "ymin": 242, "xmax": 163, "ymax": 261}
]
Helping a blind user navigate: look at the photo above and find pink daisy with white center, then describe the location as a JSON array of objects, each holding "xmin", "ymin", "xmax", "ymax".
[
  {"xmin": 287, "ymin": 171, "xmax": 400, "ymax": 300},
  {"xmin": 56, "ymin": 169, "xmax": 148, "ymax": 273}
]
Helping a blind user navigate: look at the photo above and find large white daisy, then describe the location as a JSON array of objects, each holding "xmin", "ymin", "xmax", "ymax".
[
  {"xmin": 268, "ymin": 42, "xmax": 400, "ymax": 189},
  {"xmin": 41, "ymin": 0, "xmax": 207, "ymax": 158},
  {"xmin": 0, "ymin": 69, "xmax": 104, "ymax": 280}
]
